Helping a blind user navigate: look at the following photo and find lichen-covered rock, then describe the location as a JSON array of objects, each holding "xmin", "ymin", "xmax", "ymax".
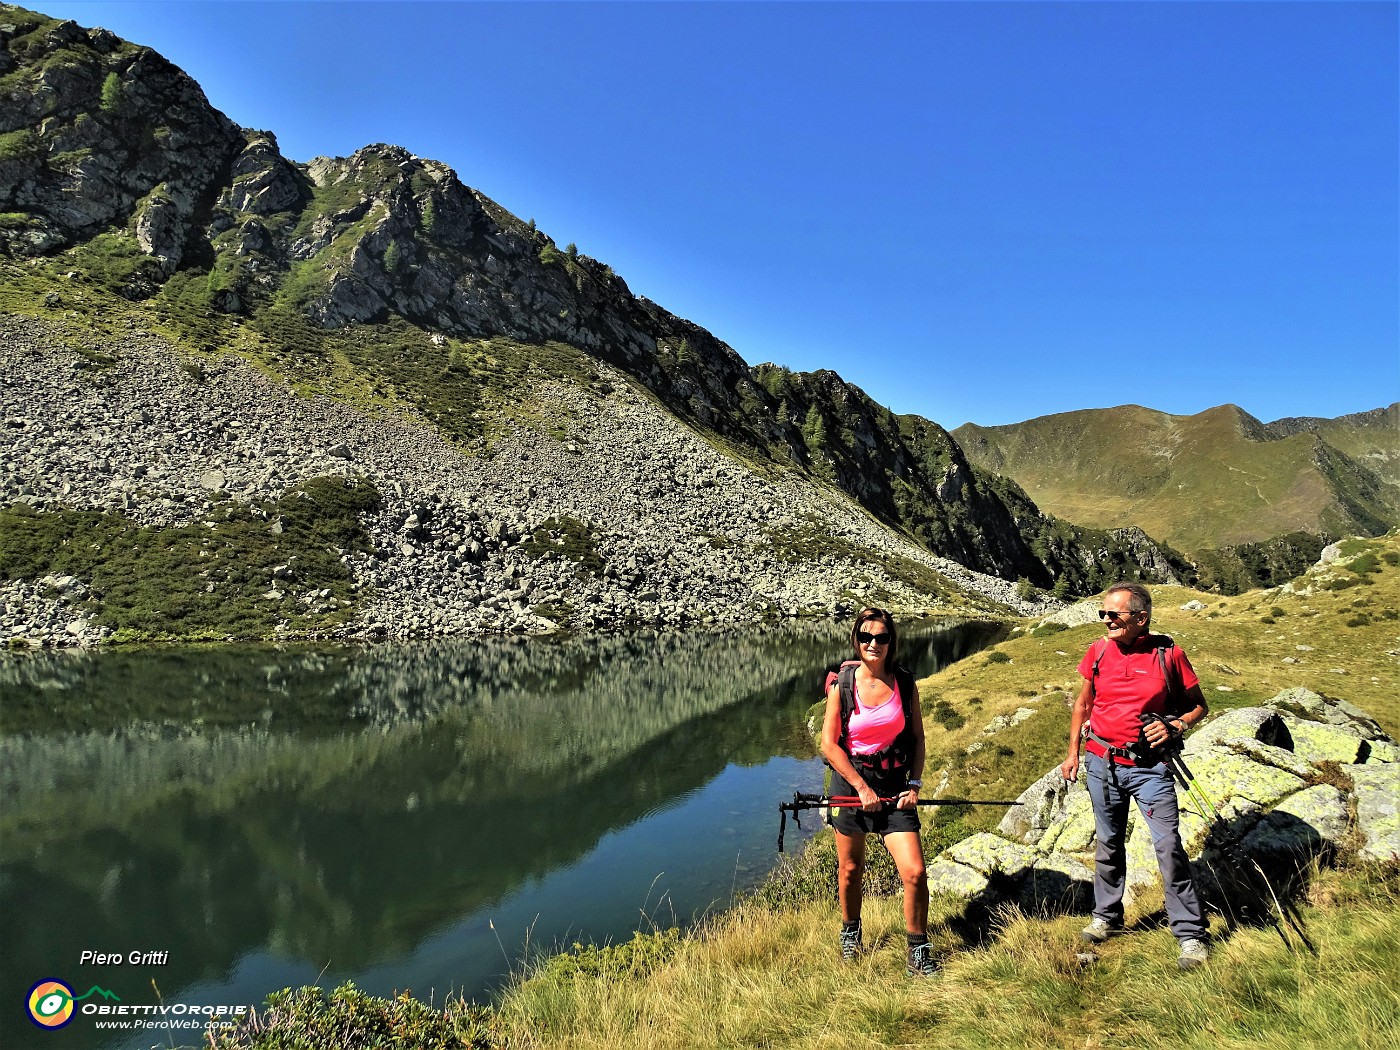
[
  {"xmin": 1020, "ymin": 853, "xmax": 1094, "ymax": 914},
  {"xmin": 997, "ymin": 767, "xmax": 1072, "ymax": 845},
  {"xmin": 1034, "ymin": 787, "xmax": 1097, "ymax": 854},
  {"xmin": 1209, "ymin": 738, "xmax": 1314, "ymax": 781},
  {"xmin": 1186, "ymin": 708, "xmax": 1292, "ymax": 751},
  {"xmin": 1365, "ymin": 739, "xmax": 1400, "ymax": 763},
  {"xmin": 1177, "ymin": 746, "xmax": 1307, "ymax": 811},
  {"xmin": 1278, "ymin": 714, "xmax": 1368, "ymax": 765},
  {"xmin": 926, "ymin": 856, "xmax": 991, "ymax": 901},
  {"xmin": 946, "ymin": 832, "xmax": 1037, "ymax": 879},
  {"xmin": 1240, "ymin": 785, "xmax": 1350, "ymax": 862},
  {"xmin": 1349, "ymin": 763, "xmax": 1400, "ymax": 862},
  {"xmin": 1268, "ymin": 687, "xmax": 1388, "ymax": 740}
]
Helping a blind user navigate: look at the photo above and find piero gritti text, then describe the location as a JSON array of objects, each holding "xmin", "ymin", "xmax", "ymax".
[{"xmin": 80, "ymin": 949, "xmax": 170, "ymax": 965}]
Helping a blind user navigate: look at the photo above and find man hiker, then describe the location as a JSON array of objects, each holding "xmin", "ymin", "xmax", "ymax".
[{"xmin": 1060, "ymin": 581, "xmax": 1212, "ymax": 969}]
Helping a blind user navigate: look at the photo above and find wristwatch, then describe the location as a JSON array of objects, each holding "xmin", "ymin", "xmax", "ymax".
[{"xmin": 906, "ymin": 779, "xmax": 922, "ymax": 789}]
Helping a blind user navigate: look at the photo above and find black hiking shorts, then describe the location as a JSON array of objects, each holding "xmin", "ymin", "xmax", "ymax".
[{"xmin": 828, "ymin": 772, "xmax": 921, "ymax": 837}]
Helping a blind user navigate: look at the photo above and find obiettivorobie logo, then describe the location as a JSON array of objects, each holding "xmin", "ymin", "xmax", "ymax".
[
  {"xmin": 26, "ymin": 979, "xmax": 120, "ymax": 1030},
  {"xmin": 25, "ymin": 977, "xmax": 250, "ymax": 1034}
]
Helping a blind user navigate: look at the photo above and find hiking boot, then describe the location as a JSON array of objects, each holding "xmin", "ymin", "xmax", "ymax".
[
  {"xmin": 1080, "ymin": 917, "xmax": 1120, "ymax": 944},
  {"xmin": 1177, "ymin": 937, "xmax": 1209, "ymax": 970},
  {"xmin": 839, "ymin": 924, "xmax": 862, "ymax": 961},
  {"xmin": 907, "ymin": 941, "xmax": 936, "ymax": 977}
]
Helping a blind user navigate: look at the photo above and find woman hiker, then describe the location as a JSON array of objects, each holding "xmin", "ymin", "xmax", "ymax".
[{"xmin": 820, "ymin": 607, "xmax": 935, "ymax": 976}]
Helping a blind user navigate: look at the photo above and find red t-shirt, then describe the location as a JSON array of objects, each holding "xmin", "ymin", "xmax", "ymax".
[{"xmin": 1078, "ymin": 634, "xmax": 1199, "ymax": 763}]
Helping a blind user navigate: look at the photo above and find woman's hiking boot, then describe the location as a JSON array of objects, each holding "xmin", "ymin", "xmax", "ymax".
[
  {"xmin": 906, "ymin": 941, "xmax": 936, "ymax": 977},
  {"xmin": 839, "ymin": 922, "xmax": 862, "ymax": 961}
]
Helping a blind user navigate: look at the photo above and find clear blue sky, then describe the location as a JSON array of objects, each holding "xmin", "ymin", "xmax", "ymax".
[{"xmin": 32, "ymin": 1, "xmax": 1400, "ymax": 428}]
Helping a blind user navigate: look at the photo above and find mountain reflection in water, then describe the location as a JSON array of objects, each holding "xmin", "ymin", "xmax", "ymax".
[{"xmin": 0, "ymin": 619, "xmax": 1006, "ymax": 1049}]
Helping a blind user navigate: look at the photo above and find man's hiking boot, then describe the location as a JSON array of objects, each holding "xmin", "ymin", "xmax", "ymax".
[
  {"xmin": 839, "ymin": 924, "xmax": 861, "ymax": 961},
  {"xmin": 1080, "ymin": 917, "xmax": 1120, "ymax": 944},
  {"xmin": 906, "ymin": 941, "xmax": 936, "ymax": 977},
  {"xmin": 1177, "ymin": 937, "xmax": 1209, "ymax": 970}
]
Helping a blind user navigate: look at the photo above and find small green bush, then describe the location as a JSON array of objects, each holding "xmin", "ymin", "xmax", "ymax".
[
  {"xmin": 931, "ymin": 700, "xmax": 966, "ymax": 731},
  {"xmin": 1348, "ymin": 553, "xmax": 1381, "ymax": 575},
  {"xmin": 1031, "ymin": 621, "xmax": 1067, "ymax": 637},
  {"xmin": 985, "ymin": 650, "xmax": 1011, "ymax": 665},
  {"xmin": 533, "ymin": 929, "xmax": 681, "ymax": 983}
]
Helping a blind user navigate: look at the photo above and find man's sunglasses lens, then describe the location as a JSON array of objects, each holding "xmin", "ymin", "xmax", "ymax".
[
  {"xmin": 1098, "ymin": 610, "xmax": 1131, "ymax": 621},
  {"xmin": 857, "ymin": 631, "xmax": 891, "ymax": 645}
]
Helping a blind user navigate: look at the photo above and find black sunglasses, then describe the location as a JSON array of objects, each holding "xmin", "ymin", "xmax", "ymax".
[
  {"xmin": 1098, "ymin": 609, "xmax": 1138, "ymax": 621},
  {"xmin": 856, "ymin": 631, "xmax": 892, "ymax": 646}
]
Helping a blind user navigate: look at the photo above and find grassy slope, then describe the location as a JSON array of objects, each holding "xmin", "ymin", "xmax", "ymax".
[
  {"xmin": 954, "ymin": 404, "xmax": 1398, "ymax": 551},
  {"xmin": 209, "ymin": 533, "xmax": 1400, "ymax": 1048}
]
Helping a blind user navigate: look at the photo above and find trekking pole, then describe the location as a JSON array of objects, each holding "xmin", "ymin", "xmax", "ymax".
[
  {"xmin": 1141, "ymin": 715, "xmax": 1316, "ymax": 955},
  {"xmin": 776, "ymin": 791, "xmax": 1019, "ymax": 852}
]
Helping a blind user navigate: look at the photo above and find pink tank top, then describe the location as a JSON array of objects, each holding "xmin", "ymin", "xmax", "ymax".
[{"xmin": 847, "ymin": 680, "xmax": 904, "ymax": 755}]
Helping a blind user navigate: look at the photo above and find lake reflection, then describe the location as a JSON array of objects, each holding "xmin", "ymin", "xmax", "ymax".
[{"xmin": 0, "ymin": 619, "xmax": 1005, "ymax": 1049}]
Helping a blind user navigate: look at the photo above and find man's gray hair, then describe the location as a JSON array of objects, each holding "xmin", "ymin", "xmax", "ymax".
[{"xmin": 1106, "ymin": 581, "xmax": 1152, "ymax": 622}]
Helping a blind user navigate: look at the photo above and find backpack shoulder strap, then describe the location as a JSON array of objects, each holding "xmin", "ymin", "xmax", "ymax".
[
  {"xmin": 1152, "ymin": 634, "xmax": 1186, "ymax": 714},
  {"xmin": 1089, "ymin": 638, "xmax": 1110, "ymax": 699},
  {"xmin": 893, "ymin": 663, "xmax": 916, "ymax": 720},
  {"xmin": 836, "ymin": 662, "xmax": 859, "ymax": 750}
]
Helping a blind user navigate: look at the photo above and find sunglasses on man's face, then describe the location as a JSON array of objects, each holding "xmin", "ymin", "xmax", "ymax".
[
  {"xmin": 1098, "ymin": 609, "xmax": 1138, "ymax": 622},
  {"xmin": 856, "ymin": 631, "xmax": 891, "ymax": 646}
]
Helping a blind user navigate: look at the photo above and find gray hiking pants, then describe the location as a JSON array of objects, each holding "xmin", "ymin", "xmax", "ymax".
[{"xmin": 1084, "ymin": 751, "xmax": 1207, "ymax": 941}]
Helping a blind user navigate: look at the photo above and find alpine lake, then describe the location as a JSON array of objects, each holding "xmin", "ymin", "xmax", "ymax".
[{"xmin": 1, "ymin": 618, "xmax": 1007, "ymax": 1049}]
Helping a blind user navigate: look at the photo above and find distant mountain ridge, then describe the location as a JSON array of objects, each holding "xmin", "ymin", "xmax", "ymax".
[
  {"xmin": 0, "ymin": 3, "xmax": 1193, "ymax": 616},
  {"xmin": 953, "ymin": 402, "xmax": 1400, "ymax": 552}
]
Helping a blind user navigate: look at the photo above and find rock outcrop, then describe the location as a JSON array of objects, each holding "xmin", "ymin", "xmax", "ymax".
[{"xmin": 928, "ymin": 688, "xmax": 1399, "ymax": 914}]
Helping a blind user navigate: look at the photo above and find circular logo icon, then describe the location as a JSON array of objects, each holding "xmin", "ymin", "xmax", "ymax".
[{"xmin": 27, "ymin": 979, "xmax": 76, "ymax": 1029}]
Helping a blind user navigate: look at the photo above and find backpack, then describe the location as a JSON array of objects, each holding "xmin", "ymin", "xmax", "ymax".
[
  {"xmin": 1088, "ymin": 633, "xmax": 1189, "ymax": 715},
  {"xmin": 825, "ymin": 660, "xmax": 918, "ymax": 781}
]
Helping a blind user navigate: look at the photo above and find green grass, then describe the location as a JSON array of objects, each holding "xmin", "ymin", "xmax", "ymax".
[{"xmin": 0, "ymin": 476, "xmax": 380, "ymax": 645}]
